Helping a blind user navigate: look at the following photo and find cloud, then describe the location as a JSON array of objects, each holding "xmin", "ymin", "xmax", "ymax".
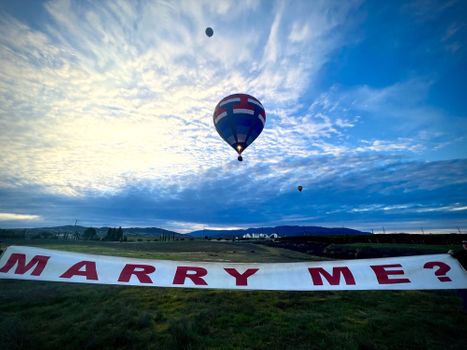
[
  {"xmin": 303, "ymin": 79, "xmax": 467, "ymax": 158},
  {"xmin": 0, "ymin": 0, "xmax": 362, "ymax": 197},
  {"xmin": 0, "ymin": 1, "xmax": 465, "ymax": 232},
  {"xmin": 402, "ymin": 0, "xmax": 457, "ymax": 22},
  {"xmin": 1, "ymin": 156, "xmax": 465, "ymax": 232},
  {"xmin": 0, "ymin": 213, "xmax": 41, "ymax": 221}
]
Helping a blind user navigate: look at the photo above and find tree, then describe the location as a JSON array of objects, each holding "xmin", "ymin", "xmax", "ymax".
[
  {"xmin": 103, "ymin": 227, "xmax": 123, "ymax": 241},
  {"xmin": 104, "ymin": 228, "xmax": 115, "ymax": 241},
  {"xmin": 83, "ymin": 227, "xmax": 97, "ymax": 240}
]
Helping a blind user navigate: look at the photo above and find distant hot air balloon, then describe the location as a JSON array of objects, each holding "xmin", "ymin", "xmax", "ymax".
[
  {"xmin": 213, "ymin": 93, "xmax": 266, "ymax": 161},
  {"xmin": 205, "ymin": 27, "xmax": 214, "ymax": 37},
  {"xmin": 297, "ymin": 185, "xmax": 303, "ymax": 192}
]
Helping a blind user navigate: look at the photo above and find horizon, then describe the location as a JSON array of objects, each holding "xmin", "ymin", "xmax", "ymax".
[
  {"xmin": 1, "ymin": 223, "xmax": 465, "ymax": 235},
  {"xmin": 0, "ymin": 1, "xmax": 466, "ymax": 232}
]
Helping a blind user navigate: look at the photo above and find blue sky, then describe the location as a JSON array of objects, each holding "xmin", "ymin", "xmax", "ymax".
[{"xmin": 0, "ymin": 0, "xmax": 466, "ymax": 233}]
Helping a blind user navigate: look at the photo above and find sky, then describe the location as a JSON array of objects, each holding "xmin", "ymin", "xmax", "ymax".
[{"xmin": 0, "ymin": 0, "xmax": 466, "ymax": 233}]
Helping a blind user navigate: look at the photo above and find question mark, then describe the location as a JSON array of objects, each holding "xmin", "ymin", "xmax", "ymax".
[{"xmin": 423, "ymin": 261, "xmax": 452, "ymax": 282}]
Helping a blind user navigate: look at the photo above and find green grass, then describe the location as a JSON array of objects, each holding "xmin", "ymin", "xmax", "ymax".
[
  {"xmin": 331, "ymin": 242, "xmax": 458, "ymax": 254},
  {"xmin": 1, "ymin": 239, "xmax": 320, "ymax": 262},
  {"xmin": 1, "ymin": 240, "xmax": 466, "ymax": 350}
]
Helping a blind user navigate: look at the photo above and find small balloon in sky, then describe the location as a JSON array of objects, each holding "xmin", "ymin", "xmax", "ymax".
[
  {"xmin": 297, "ymin": 185, "xmax": 303, "ymax": 192},
  {"xmin": 205, "ymin": 27, "xmax": 214, "ymax": 37},
  {"xmin": 213, "ymin": 93, "xmax": 266, "ymax": 162}
]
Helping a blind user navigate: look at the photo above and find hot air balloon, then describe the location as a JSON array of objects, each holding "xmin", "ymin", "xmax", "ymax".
[
  {"xmin": 205, "ymin": 27, "xmax": 214, "ymax": 37},
  {"xmin": 297, "ymin": 185, "xmax": 303, "ymax": 192},
  {"xmin": 213, "ymin": 93, "xmax": 266, "ymax": 161}
]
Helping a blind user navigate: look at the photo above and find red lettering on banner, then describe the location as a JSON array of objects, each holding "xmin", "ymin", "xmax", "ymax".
[
  {"xmin": 308, "ymin": 267, "xmax": 356, "ymax": 285},
  {"xmin": 173, "ymin": 266, "xmax": 208, "ymax": 285},
  {"xmin": 0, "ymin": 253, "xmax": 49, "ymax": 276},
  {"xmin": 224, "ymin": 268, "xmax": 259, "ymax": 286},
  {"xmin": 60, "ymin": 260, "xmax": 98, "ymax": 280},
  {"xmin": 370, "ymin": 264, "xmax": 411, "ymax": 284},
  {"xmin": 423, "ymin": 261, "xmax": 452, "ymax": 282},
  {"xmin": 118, "ymin": 264, "xmax": 156, "ymax": 283}
]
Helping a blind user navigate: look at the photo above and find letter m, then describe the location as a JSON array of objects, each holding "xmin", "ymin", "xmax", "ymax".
[
  {"xmin": 308, "ymin": 266, "xmax": 356, "ymax": 286},
  {"xmin": 0, "ymin": 253, "xmax": 50, "ymax": 276}
]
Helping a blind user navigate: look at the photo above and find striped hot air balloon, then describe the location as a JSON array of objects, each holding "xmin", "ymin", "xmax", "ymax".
[{"xmin": 213, "ymin": 93, "xmax": 266, "ymax": 161}]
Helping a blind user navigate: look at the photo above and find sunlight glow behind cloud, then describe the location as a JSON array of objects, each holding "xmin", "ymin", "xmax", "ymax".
[
  {"xmin": 0, "ymin": 0, "xmax": 362, "ymax": 196},
  {"xmin": 0, "ymin": 212, "xmax": 41, "ymax": 221}
]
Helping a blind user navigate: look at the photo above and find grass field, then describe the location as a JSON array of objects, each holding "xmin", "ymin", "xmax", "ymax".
[
  {"xmin": 1, "ymin": 240, "xmax": 466, "ymax": 350},
  {"xmin": 331, "ymin": 242, "xmax": 458, "ymax": 253}
]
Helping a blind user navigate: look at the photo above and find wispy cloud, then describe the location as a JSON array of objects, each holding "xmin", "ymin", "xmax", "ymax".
[
  {"xmin": 0, "ymin": 0, "xmax": 465, "ymax": 231},
  {"xmin": 304, "ymin": 79, "xmax": 467, "ymax": 158},
  {"xmin": 402, "ymin": 0, "xmax": 457, "ymax": 22},
  {"xmin": 0, "ymin": 0, "xmax": 361, "ymax": 196},
  {"xmin": 0, "ymin": 212, "xmax": 41, "ymax": 221},
  {"xmin": 0, "ymin": 156, "xmax": 465, "ymax": 231}
]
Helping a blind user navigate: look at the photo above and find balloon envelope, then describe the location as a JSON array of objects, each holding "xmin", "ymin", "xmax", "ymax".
[
  {"xmin": 297, "ymin": 186, "xmax": 303, "ymax": 192},
  {"xmin": 213, "ymin": 93, "xmax": 266, "ymax": 156},
  {"xmin": 205, "ymin": 27, "xmax": 214, "ymax": 37}
]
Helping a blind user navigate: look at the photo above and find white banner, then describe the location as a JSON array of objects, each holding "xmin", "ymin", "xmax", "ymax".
[{"xmin": 0, "ymin": 245, "xmax": 466, "ymax": 290}]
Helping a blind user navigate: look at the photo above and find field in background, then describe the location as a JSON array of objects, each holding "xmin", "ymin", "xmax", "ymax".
[
  {"xmin": 0, "ymin": 239, "xmax": 466, "ymax": 350},
  {"xmin": 0, "ymin": 239, "xmax": 319, "ymax": 263},
  {"xmin": 265, "ymin": 237, "xmax": 462, "ymax": 260}
]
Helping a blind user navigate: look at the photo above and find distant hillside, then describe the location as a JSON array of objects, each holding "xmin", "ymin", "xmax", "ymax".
[
  {"xmin": 188, "ymin": 225, "xmax": 370, "ymax": 238},
  {"xmin": 0, "ymin": 225, "xmax": 181, "ymax": 238},
  {"xmin": 1, "ymin": 225, "xmax": 368, "ymax": 240},
  {"xmin": 120, "ymin": 227, "xmax": 182, "ymax": 237}
]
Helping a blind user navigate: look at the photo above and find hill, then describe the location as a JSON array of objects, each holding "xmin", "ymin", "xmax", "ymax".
[
  {"xmin": 0, "ymin": 225, "xmax": 181, "ymax": 239},
  {"xmin": 120, "ymin": 227, "xmax": 182, "ymax": 237},
  {"xmin": 188, "ymin": 225, "xmax": 369, "ymax": 238}
]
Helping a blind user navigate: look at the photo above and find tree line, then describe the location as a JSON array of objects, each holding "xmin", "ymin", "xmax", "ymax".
[{"xmin": 81, "ymin": 226, "xmax": 127, "ymax": 241}]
